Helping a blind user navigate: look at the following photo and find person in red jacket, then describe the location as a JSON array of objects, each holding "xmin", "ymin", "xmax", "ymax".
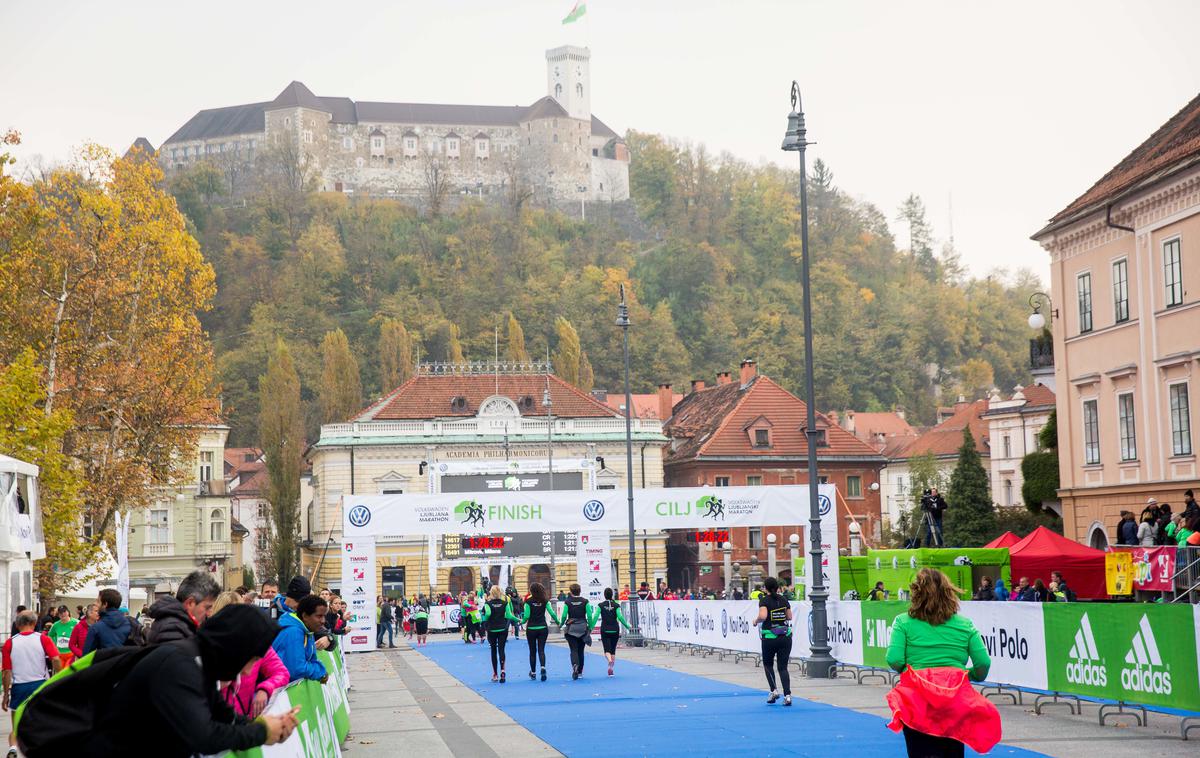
[{"xmin": 68, "ymin": 603, "xmax": 98, "ymax": 659}]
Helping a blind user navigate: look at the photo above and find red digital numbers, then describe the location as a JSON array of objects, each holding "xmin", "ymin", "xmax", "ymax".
[
  {"xmin": 463, "ymin": 536, "xmax": 505, "ymax": 550},
  {"xmin": 695, "ymin": 530, "xmax": 730, "ymax": 543}
]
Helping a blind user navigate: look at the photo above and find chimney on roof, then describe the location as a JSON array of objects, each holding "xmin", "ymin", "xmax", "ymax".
[
  {"xmin": 828, "ymin": 410, "xmax": 840, "ymax": 427},
  {"xmin": 955, "ymin": 394, "xmax": 969, "ymax": 413},
  {"xmin": 690, "ymin": 379, "xmax": 706, "ymax": 393},
  {"xmin": 591, "ymin": 389, "xmax": 608, "ymax": 404},
  {"xmin": 739, "ymin": 359, "xmax": 757, "ymax": 388},
  {"xmin": 716, "ymin": 371, "xmax": 732, "ymax": 385},
  {"xmin": 895, "ymin": 406, "xmax": 906, "ymax": 421},
  {"xmin": 657, "ymin": 383, "xmax": 673, "ymax": 422},
  {"xmin": 844, "ymin": 411, "xmax": 856, "ymax": 434}
]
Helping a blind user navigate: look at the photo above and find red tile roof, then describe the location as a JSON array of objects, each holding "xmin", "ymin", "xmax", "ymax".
[
  {"xmin": 1040, "ymin": 92, "xmax": 1200, "ymax": 233},
  {"xmin": 603, "ymin": 392, "xmax": 683, "ymax": 420},
  {"xmin": 356, "ymin": 374, "xmax": 619, "ymax": 421},
  {"xmin": 664, "ymin": 375, "xmax": 884, "ymax": 463},
  {"xmin": 1020, "ymin": 383, "xmax": 1056, "ymax": 408},
  {"xmin": 895, "ymin": 399, "xmax": 990, "ymax": 460}
]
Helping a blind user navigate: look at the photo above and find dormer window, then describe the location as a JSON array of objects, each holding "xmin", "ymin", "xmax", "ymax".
[
  {"xmin": 446, "ymin": 134, "xmax": 460, "ymax": 159},
  {"xmin": 370, "ymin": 129, "xmax": 386, "ymax": 158},
  {"xmin": 754, "ymin": 429, "xmax": 770, "ymax": 447},
  {"xmin": 744, "ymin": 415, "xmax": 774, "ymax": 449},
  {"xmin": 403, "ymin": 133, "xmax": 419, "ymax": 158},
  {"xmin": 450, "ymin": 396, "xmax": 468, "ymax": 412},
  {"xmin": 475, "ymin": 133, "xmax": 490, "ymax": 159}
]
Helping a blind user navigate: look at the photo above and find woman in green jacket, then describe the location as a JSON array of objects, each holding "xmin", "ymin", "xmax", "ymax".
[
  {"xmin": 592, "ymin": 588, "xmax": 631, "ymax": 676},
  {"xmin": 522, "ymin": 582, "xmax": 561, "ymax": 680},
  {"xmin": 885, "ymin": 568, "xmax": 999, "ymax": 757}
]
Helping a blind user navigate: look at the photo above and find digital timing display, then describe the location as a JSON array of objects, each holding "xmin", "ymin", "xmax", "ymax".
[
  {"xmin": 695, "ymin": 530, "xmax": 731, "ymax": 543},
  {"xmin": 461, "ymin": 536, "xmax": 506, "ymax": 550}
]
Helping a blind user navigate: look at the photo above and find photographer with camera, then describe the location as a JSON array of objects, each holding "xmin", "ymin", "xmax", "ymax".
[{"xmin": 921, "ymin": 487, "xmax": 947, "ymax": 547}]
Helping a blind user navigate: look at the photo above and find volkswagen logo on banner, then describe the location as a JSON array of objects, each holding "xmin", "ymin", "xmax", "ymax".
[
  {"xmin": 583, "ymin": 500, "xmax": 605, "ymax": 522},
  {"xmin": 818, "ymin": 494, "xmax": 832, "ymax": 516},
  {"xmin": 348, "ymin": 505, "xmax": 372, "ymax": 527},
  {"xmin": 721, "ymin": 609, "xmax": 729, "ymax": 638}
]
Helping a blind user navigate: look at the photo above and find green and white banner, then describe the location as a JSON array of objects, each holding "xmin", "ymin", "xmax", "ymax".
[
  {"xmin": 221, "ymin": 674, "xmax": 348, "ymax": 758},
  {"xmin": 318, "ymin": 650, "xmax": 351, "ymax": 743}
]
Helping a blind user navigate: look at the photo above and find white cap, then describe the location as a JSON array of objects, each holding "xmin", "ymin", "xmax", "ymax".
[{"xmin": 1147, "ymin": 497, "xmax": 1158, "ymax": 504}]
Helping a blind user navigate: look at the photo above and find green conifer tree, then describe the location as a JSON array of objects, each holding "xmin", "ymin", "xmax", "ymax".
[{"xmin": 943, "ymin": 426, "xmax": 997, "ymax": 546}]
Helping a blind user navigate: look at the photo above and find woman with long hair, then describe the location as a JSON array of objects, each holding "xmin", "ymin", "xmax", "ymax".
[
  {"xmin": 886, "ymin": 568, "xmax": 1000, "ymax": 757},
  {"xmin": 522, "ymin": 582, "xmax": 560, "ymax": 681},
  {"xmin": 594, "ymin": 587, "xmax": 631, "ymax": 676},
  {"xmin": 480, "ymin": 586, "xmax": 519, "ymax": 682},
  {"xmin": 562, "ymin": 583, "xmax": 597, "ymax": 680},
  {"xmin": 751, "ymin": 576, "xmax": 792, "ymax": 705}
]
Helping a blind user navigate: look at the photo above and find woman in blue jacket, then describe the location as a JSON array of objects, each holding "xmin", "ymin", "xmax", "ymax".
[{"xmin": 272, "ymin": 595, "xmax": 328, "ymax": 683}]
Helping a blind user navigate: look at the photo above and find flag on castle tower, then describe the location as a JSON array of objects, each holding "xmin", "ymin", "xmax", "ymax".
[{"xmin": 562, "ymin": 1, "xmax": 587, "ymax": 24}]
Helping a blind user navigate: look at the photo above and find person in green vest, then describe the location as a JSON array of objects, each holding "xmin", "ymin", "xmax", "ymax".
[
  {"xmin": 749, "ymin": 585, "xmax": 764, "ymax": 600},
  {"xmin": 591, "ymin": 588, "xmax": 631, "ymax": 676},
  {"xmin": 480, "ymin": 587, "xmax": 521, "ymax": 682},
  {"xmin": 47, "ymin": 605, "xmax": 78, "ymax": 667},
  {"xmin": 413, "ymin": 602, "xmax": 430, "ymax": 646},
  {"xmin": 522, "ymin": 582, "xmax": 561, "ymax": 681}
]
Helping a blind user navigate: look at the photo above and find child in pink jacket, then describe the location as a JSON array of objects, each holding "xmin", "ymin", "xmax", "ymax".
[{"xmin": 222, "ymin": 639, "xmax": 290, "ymax": 715}]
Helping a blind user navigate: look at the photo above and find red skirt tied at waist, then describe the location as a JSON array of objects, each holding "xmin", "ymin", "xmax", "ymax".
[{"xmin": 886, "ymin": 666, "xmax": 1002, "ymax": 754}]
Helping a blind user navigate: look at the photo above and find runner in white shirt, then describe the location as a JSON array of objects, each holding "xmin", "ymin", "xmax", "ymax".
[{"xmin": 3, "ymin": 610, "xmax": 63, "ymax": 757}]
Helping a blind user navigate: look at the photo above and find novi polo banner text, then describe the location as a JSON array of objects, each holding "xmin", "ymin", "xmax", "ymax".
[{"xmin": 342, "ymin": 484, "xmax": 836, "ymax": 536}]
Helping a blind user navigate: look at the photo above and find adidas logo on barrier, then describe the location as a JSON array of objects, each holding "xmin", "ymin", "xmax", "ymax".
[
  {"xmin": 1065, "ymin": 613, "xmax": 1107, "ymax": 687},
  {"xmin": 1121, "ymin": 614, "xmax": 1172, "ymax": 695}
]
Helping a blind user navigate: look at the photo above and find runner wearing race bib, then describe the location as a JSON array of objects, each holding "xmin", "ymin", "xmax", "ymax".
[
  {"xmin": 47, "ymin": 606, "xmax": 78, "ymax": 668},
  {"xmin": 752, "ymin": 576, "xmax": 793, "ymax": 706}
]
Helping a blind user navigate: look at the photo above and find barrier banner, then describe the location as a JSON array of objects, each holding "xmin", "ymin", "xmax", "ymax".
[
  {"xmin": 429, "ymin": 604, "xmax": 462, "ymax": 630},
  {"xmin": 960, "ymin": 602, "xmax": 1048, "ymax": 690},
  {"xmin": 1111, "ymin": 546, "xmax": 1176, "ymax": 591},
  {"xmin": 576, "ymin": 531, "xmax": 612, "ymax": 604},
  {"xmin": 340, "ymin": 537, "xmax": 376, "ymax": 653},
  {"xmin": 1044, "ymin": 603, "xmax": 1200, "ymax": 710},
  {"xmin": 318, "ymin": 650, "xmax": 351, "ymax": 743},
  {"xmin": 860, "ymin": 600, "xmax": 907, "ymax": 668},
  {"xmin": 1105, "ymin": 552, "xmax": 1134, "ymax": 595},
  {"xmin": 821, "ymin": 600, "xmax": 862, "ymax": 665},
  {"xmin": 224, "ymin": 678, "xmax": 342, "ymax": 758}
]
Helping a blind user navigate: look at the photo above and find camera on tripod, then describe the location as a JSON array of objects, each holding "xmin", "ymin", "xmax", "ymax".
[{"xmin": 919, "ymin": 488, "xmax": 935, "ymax": 511}]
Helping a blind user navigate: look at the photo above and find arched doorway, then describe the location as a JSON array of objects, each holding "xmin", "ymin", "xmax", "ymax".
[
  {"xmin": 448, "ymin": 567, "xmax": 474, "ymax": 596},
  {"xmin": 778, "ymin": 569, "xmax": 792, "ymax": 585},
  {"xmin": 1087, "ymin": 522, "xmax": 1109, "ymax": 550},
  {"xmin": 527, "ymin": 564, "xmax": 551, "ymax": 592}
]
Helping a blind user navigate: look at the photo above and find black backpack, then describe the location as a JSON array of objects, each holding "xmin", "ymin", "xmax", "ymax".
[{"xmin": 15, "ymin": 645, "xmax": 157, "ymax": 757}]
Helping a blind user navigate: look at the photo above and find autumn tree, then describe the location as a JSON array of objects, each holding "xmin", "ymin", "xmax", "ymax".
[
  {"xmin": 551, "ymin": 317, "xmax": 583, "ymax": 388},
  {"xmin": 319, "ymin": 329, "xmax": 362, "ymax": 424},
  {"xmin": 504, "ymin": 312, "xmax": 531, "ymax": 364},
  {"xmin": 259, "ymin": 340, "xmax": 303, "ymax": 584},
  {"xmin": 0, "ymin": 144, "xmax": 216, "ymax": 545},
  {"xmin": 0, "ymin": 349, "xmax": 92, "ymax": 595},
  {"xmin": 378, "ymin": 318, "xmax": 413, "ymax": 392}
]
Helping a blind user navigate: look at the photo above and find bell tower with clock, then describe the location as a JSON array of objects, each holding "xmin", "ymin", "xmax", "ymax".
[{"xmin": 545, "ymin": 45, "xmax": 591, "ymax": 122}]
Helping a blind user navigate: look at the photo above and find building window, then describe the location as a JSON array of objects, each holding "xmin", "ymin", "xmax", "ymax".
[
  {"xmin": 475, "ymin": 139, "xmax": 489, "ymax": 158},
  {"xmin": 754, "ymin": 428, "xmax": 770, "ymax": 447},
  {"xmin": 746, "ymin": 475, "xmax": 763, "ymax": 487},
  {"xmin": 748, "ymin": 528, "xmax": 763, "ymax": 549},
  {"xmin": 303, "ymin": 130, "xmax": 313, "ymax": 144},
  {"xmin": 1082, "ymin": 399, "xmax": 1100, "ymax": 465},
  {"xmin": 256, "ymin": 533, "xmax": 269, "ymax": 552},
  {"xmin": 209, "ymin": 508, "xmax": 225, "ymax": 542},
  {"xmin": 256, "ymin": 501, "xmax": 270, "ymax": 520},
  {"xmin": 1003, "ymin": 479, "xmax": 1013, "ymax": 506},
  {"xmin": 1003, "ymin": 435, "xmax": 1012, "ymax": 459},
  {"xmin": 342, "ymin": 137, "xmax": 354, "ymax": 151},
  {"xmin": 199, "ymin": 451, "xmax": 214, "ymax": 482},
  {"xmin": 148, "ymin": 509, "xmax": 169, "ymax": 544},
  {"xmin": 1077, "ymin": 271, "xmax": 1093, "ymax": 333},
  {"xmin": 1117, "ymin": 392, "xmax": 1137, "ymax": 461},
  {"xmin": 1113, "ymin": 258, "xmax": 1129, "ymax": 323},
  {"xmin": 818, "ymin": 475, "xmax": 829, "ymax": 484},
  {"xmin": 1170, "ymin": 383, "xmax": 1192, "ymax": 456},
  {"xmin": 1164, "ymin": 238, "xmax": 1183, "ymax": 307},
  {"xmin": 714, "ymin": 476, "xmax": 730, "ymax": 487},
  {"xmin": 447, "ymin": 138, "xmax": 459, "ymax": 158},
  {"xmin": 847, "ymin": 476, "xmax": 862, "ymax": 497},
  {"xmin": 576, "ymin": 83, "xmax": 584, "ymax": 98}
]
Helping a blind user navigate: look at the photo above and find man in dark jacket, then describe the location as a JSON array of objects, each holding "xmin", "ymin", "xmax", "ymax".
[
  {"xmin": 1184, "ymin": 489, "xmax": 1199, "ymax": 519},
  {"xmin": 83, "ymin": 589, "xmax": 132, "ymax": 654},
  {"xmin": 147, "ymin": 570, "xmax": 221, "ymax": 644},
  {"xmin": 88, "ymin": 604, "xmax": 297, "ymax": 756},
  {"xmin": 1117, "ymin": 511, "xmax": 1138, "ymax": 545}
]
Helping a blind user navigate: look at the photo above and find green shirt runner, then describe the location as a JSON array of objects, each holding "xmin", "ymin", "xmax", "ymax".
[
  {"xmin": 49, "ymin": 617, "xmax": 78, "ymax": 654},
  {"xmin": 885, "ymin": 612, "xmax": 991, "ymax": 681}
]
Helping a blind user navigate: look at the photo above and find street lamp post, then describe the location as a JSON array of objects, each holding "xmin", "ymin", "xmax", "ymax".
[
  {"xmin": 616, "ymin": 284, "xmax": 643, "ymax": 645},
  {"xmin": 767, "ymin": 532, "xmax": 778, "ymax": 579},
  {"xmin": 722, "ymin": 540, "xmax": 733, "ymax": 597},
  {"xmin": 782, "ymin": 81, "xmax": 835, "ymax": 678}
]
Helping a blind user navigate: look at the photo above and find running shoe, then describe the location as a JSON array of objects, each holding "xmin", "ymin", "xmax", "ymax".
[
  {"xmin": 607, "ymin": 662, "xmax": 614, "ymax": 676},
  {"xmin": 572, "ymin": 667, "xmax": 579, "ymax": 680},
  {"xmin": 784, "ymin": 696, "xmax": 792, "ymax": 707},
  {"xmin": 540, "ymin": 668, "xmax": 547, "ymax": 681},
  {"xmin": 500, "ymin": 672, "xmax": 506, "ymax": 683},
  {"xmin": 766, "ymin": 692, "xmax": 779, "ymax": 704},
  {"xmin": 529, "ymin": 671, "xmax": 536, "ymax": 680},
  {"xmin": 491, "ymin": 675, "xmax": 499, "ymax": 683}
]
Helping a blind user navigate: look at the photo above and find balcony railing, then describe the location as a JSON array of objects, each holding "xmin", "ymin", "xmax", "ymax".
[
  {"xmin": 195, "ymin": 540, "xmax": 232, "ymax": 559},
  {"xmin": 1029, "ymin": 337, "xmax": 1054, "ymax": 370},
  {"xmin": 198, "ymin": 480, "xmax": 227, "ymax": 496},
  {"xmin": 143, "ymin": 543, "xmax": 174, "ymax": 557},
  {"xmin": 319, "ymin": 415, "xmax": 666, "ymax": 442}
]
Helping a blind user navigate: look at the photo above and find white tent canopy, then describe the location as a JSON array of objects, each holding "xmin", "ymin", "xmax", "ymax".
[
  {"xmin": 0, "ymin": 454, "xmax": 38, "ymax": 478},
  {"xmin": 57, "ymin": 550, "xmax": 149, "ymax": 612}
]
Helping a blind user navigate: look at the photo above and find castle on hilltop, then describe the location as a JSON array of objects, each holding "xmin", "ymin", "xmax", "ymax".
[{"xmin": 155, "ymin": 46, "xmax": 629, "ymax": 206}]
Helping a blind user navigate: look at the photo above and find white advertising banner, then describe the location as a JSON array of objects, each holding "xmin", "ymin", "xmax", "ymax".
[
  {"xmin": 635, "ymin": 600, "xmax": 810, "ymax": 659},
  {"xmin": 802, "ymin": 489, "xmax": 840, "ymax": 603},
  {"xmin": 576, "ymin": 531, "xmax": 612, "ymax": 603},
  {"xmin": 340, "ymin": 537, "xmax": 377, "ymax": 653},
  {"xmin": 428, "ymin": 604, "xmax": 461, "ymax": 631},
  {"xmin": 342, "ymin": 485, "xmax": 837, "ymax": 537},
  {"xmin": 959, "ymin": 601, "xmax": 1047, "ymax": 690}
]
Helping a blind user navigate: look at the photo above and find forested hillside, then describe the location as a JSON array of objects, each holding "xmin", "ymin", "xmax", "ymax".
[{"xmin": 169, "ymin": 132, "xmax": 1041, "ymax": 445}]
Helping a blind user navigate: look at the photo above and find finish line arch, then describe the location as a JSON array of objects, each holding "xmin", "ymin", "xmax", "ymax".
[{"xmin": 339, "ymin": 484, "xmax": 836, "ymax": 652}]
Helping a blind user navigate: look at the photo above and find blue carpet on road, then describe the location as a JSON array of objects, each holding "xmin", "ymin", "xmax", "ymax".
[{"xmin": 415, "ymin": 639, "xmax": 1046, "ymax": 757}]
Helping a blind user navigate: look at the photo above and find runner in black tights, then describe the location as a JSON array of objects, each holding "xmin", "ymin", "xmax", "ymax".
[
  {"xmin": 521, "ymin": 582, "xmax": 561, "ymax": 681},
  {"xmin": 752, "ymin": 576, "xmax": 793, "ymax": 706},
  {"xmin": 562, "ymin": 583, "xmax": 597, "ymax": 680},
  {"xmin": 594, "ymin": 587, "xmax": 631, "ymax": 676},
  {"xmin": 481, "ymin": 586, "xmax": 520, "ymax": 682}
]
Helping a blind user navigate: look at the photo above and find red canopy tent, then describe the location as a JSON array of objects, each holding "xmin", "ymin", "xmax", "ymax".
[
  {"xmin": 983, "ymin": 531, "xmax": 1020, "ymax": 549},
  {"xmin": 1009, "ymin": 526, "xmax": 1108, "ymax": 599}
]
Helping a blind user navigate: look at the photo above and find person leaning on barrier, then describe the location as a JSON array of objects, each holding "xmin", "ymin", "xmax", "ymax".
[{"xmin": 272, "ymin": 595, "xmax": 329, "ymax": 684}]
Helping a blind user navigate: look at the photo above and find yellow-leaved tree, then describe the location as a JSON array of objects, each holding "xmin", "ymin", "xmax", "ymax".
[{"xmin": 0, "ymin": 143, "xmax": 217, "ymax": 593}]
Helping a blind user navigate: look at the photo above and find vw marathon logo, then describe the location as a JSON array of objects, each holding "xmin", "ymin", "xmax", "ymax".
[
  {"xmin": 1122, "ymin": 614, "xmax": 1172, "ymax": 695},
  {"xmin": 1066, "ymin": 613, "xmax": 1107, "ymax": 687},
  {"xmin": 583, "ymin": 500, "xmax": 605, "ymax": 522},
  {"xmin": 818, "ymin": 494, "xmax": 832, "ymax": 516},
  {"xmin": 347, "ymin": 505, "xmax": 371, "ymax": 528},
  {"xmin": 721, "ymin": 609, "xmax": 728, "ymax": 637},
  {"xmin": 453, "ymin": 499, "xmax": 544, "ymax": 527}
]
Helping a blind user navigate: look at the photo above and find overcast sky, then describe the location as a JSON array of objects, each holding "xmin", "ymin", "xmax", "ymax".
[{"xmin": 5, "ymin": 0, "xmax": 1200, "ymax": 283}]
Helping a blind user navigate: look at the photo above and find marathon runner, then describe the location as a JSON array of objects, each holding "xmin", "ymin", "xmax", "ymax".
[
  {"xmin": 594, "ymin": 588, "xmax": 631, "ymax": 676},
  {"xmin": 752, "ymin": 576, "xmax": 793, "ymax": 706},
  {"xmin": 480, "ymin": 587, "xmax": 520, "ymax": 683},
  {"xmin": 521, "ymin": 582, "xmax": 560, "ymax": 681}
]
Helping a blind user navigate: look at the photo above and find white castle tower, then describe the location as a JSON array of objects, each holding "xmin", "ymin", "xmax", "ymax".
[{"xmin": 546, "ymin": 45, "xmax": 591, "ymax": 122}]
